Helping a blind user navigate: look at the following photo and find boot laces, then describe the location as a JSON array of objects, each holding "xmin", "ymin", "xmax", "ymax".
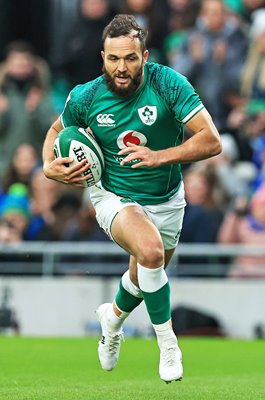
[
  {"xmin": 162, "ymin": 344, "xmax": 178, "ymax": 367},
  {"xmin": 108, "ymin": 331, "xmax": 124, "ymax": 355}
]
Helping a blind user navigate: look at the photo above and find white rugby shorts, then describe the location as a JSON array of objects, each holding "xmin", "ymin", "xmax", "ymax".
[{"xmin": 90, "ymin": 182, "xmax": 186, "ymax": 250}]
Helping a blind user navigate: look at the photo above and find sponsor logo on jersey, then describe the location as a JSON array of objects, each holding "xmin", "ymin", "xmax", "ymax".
[
  {"xmin": 96, "ymin": 113, "xmax": 115, "ymax": 127},
  {"xmin": 116, "ymin": 130, "xmax": 147, "ymax": 149},
  {"xmin": 138, "ymin": 105, "xmax": 157, "ymax": 126}
]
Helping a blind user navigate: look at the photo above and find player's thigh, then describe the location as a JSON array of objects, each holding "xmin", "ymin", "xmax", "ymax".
[
  {"xmin": 111, "ymin": 205, "xmax": 164, "ymax": 265},
  {"xmin": 90, "ymin": 183, "xmax": 164, "ymax": 264}
]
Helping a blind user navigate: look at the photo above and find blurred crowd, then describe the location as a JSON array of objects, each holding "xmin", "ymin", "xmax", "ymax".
[{"xmin": 0, "ymin": 0, "xmax": 265, "ymax": 278}]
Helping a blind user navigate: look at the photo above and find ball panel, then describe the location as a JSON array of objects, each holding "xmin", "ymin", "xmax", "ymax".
[
  {"xmin": 53, "ymin": 126, "xmax": 104, "ymax": 187},
  {"xmin": 68, "ymin": 140, "xmax": 102, "ymax": 186},
  {"xmin": 77, "ymin": 128, "xmax": 105, "ymax": 170},
  {"xmin": 53, "ymin": 137, "xmax": 62, "ymax": 159}
]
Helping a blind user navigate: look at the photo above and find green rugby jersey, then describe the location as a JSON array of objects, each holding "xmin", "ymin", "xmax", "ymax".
[{"xmin": 61, "ymin": 62, "xmax": 204, "ymax": 205}]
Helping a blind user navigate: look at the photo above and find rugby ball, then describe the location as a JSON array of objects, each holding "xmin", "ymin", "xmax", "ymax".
[{"xmin": 54, "ymin": 126, "xmax": 104, "ymax": 187}]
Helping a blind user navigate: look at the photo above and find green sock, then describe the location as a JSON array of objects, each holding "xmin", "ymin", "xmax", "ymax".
[
  {"xmin": 115, "ymin": 279, "xmax": 143, "ymax": 313},
  {"xmin": 141, "ymin": 282, "xmax": 171, "ymax": 325}
]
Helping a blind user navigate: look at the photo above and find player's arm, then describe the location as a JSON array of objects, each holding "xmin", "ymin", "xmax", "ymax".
[
  {"xmin": 161, "ymin": 108, "xmax": 222, "ymax": 164},
  {"xmin": 42, "ymin": 117, "xmax": 89, "ymax": 186},
  {"xmin": 119, "ymin": 108, "xmax": 222, "ymax": 168}
]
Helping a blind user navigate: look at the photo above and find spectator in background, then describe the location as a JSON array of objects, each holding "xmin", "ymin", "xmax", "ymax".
[
  {"xmin": 0, "ymin": 183, "xmax": 31, "ymax": 240},
  {"xmin": 0, "ymin": 41, "xmax": 54, "ymax": 178},
  {"xmin": 49, "ymin": 192, "xmax": 83, "ymax": 241},
  {"xmin": 1, "ymin": 143, "xmax": 39, "ymax": 193},
  {"xmin": 179, "ymin": 163, "xmax": 227, "ymax": 275},
  {"xmin": 51, "ymin": 0, "xmax": 117, "ymax": 89},
  {"xmin": 181, "ymin": 163, "xmax": 225, "ymax": 244},
  {"xmin": 225, "ymin": 9, "xmax": 265, "ymax": 165},
  {"xmin": 241, "ymin": 9, "xmax": 265, "ymax": 102},
  {"xmin": 64, "ymin": 202, "xmax": 109, "ymax": 242},
  {"xmin": 166, "ymin": 0, "xmax": 200, "ymax": 32},
  {"xmin": 0, "ymin": 219, "xmax": 22, "ymax": 243},
  {"xmin": 26, "ymin": 167, "xmax": 62, "ymax": 240},
  {"xmin": 170, "ymin": 0, "xmax": 248, "ymax": 132},
  {"xmin": 164, "ymin": 0, "xmax": 200, "ymax": 65},
  {"xmin": 27, "ymin": 167, "xmax": 86, "ymax": 242},
  {"xmin": 119, "ymin": 0, "xmax": 169, "ymax": 62},
  {"xmin": 202, "ymin": 133, "xmax": 257, "ymax": 200},
  {"xmin": 218, "ymin": 182, "xmax": 265, "ymax": 277},
  {"xmin": 228, "ymin": 101, "xmax": 265, "ymax": 190},
  {"xmin": 224, "ymin": 0, "xmax": 265, "ymax": 23},
  {"xmin": 243, "ymin": 104, "xmax": 265, "ymax": 190}
]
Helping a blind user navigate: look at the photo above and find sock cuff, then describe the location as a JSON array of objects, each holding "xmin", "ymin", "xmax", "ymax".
[
  {"xmin": 153, "ymin": 320, "xmax": 172, "ymax": 334},
  {"xmin": 115, "ymin": 274, "xmax": 143, "ymax": 313},
  {"xmin": 137, "ymin": 263, "xmax": 168, "ymax": 293},
  {"xmin": 113, "ymin": 301, "xmax": 130, "ymax": 318},
  {"xmin": 121, "ymin": 270, "xmax": 143, "ymax": 298}
]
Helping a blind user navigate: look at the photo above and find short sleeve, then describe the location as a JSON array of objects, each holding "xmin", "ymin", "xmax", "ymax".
[
  {"xmin": 172, "ymin": 74, "xmax": 204, "ymax": 123},
  {"xmin": 60, "ymin": 85, "xmax": 87, "ymax": 128},
  {"xmin": 149, "ymin": 64, "xmax": 204, "ymax": 123}
]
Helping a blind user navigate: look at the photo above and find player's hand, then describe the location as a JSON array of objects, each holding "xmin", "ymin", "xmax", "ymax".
[
  {"xmin": 0, "ymin": 93, "xmax": 9, "ymax": 112},
  {"xmin": 213, "ymin": 40, "xmax": 227, "ymax": 64},
  {"xmin": 43, "ymin": 157, "xmax": 90, "ymax": 187},
  {"xmin": 190, "ymin": 35, "xmax": 204, "ymax": 63},
  {"xmin": 118, "ymin": 142, "xmax": 161, "ymax": 168}
]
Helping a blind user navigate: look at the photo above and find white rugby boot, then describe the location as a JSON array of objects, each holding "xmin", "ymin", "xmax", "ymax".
[
  {"xmin": 159, "ymin": 338, "xmax": 183, "ymax": 383},
  {"xmin": 96, "ymin": 303, "xmax": 124, "ymax": 371}
]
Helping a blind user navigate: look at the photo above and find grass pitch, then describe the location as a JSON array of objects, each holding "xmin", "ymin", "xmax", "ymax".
[{"xmin": 0, "ymin": 337, "xmax": 264, "ymax": 400}]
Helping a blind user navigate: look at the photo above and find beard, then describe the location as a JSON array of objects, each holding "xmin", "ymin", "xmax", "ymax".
[{"xmin": 103, "ymin": 64, "xmax": 144, "ymax": 99}]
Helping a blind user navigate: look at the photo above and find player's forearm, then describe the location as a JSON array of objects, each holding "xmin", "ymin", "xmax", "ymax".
[
  {"xmin": 42, "ymin": 117, "xmax": 63, "ymax": 167},
  {"xmin": 158, "ymin": 128, "xmax": 222, "ymax": 165},
  {"xmin": 42, "ymin": 126, "xmax": 58, "ymax": 166}
]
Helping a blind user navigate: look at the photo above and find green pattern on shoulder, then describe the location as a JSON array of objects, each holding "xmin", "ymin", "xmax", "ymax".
[
  {"xmin": 147, "ymin": 62, "xmax": 203, "ymax": 122},
  {"xmin": 61, "ymin": 76, "xmax": 104, "ymax": 128}
]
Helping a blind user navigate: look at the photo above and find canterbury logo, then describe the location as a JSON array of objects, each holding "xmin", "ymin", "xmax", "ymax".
[{"xmin": 97, "ymin": 114, "xmax": 115, "ymax": 126}]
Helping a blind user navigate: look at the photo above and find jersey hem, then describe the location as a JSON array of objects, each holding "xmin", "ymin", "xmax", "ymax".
[{"xmin": 101, "ymin": 179, "xmax": 182, "ymax": 206}]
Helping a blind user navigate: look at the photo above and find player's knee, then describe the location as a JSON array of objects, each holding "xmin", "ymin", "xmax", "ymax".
[{"xmin": 137, "ymin": 242, "xmax": 164, "ymax": 268}]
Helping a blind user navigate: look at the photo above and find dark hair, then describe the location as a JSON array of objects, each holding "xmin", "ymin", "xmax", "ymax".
[
  {"xmin": 5, "ymin": 40, "xmax": 35, "ymax": 57},
  {"xmin": 102, "ymin": 14, "xmax": 147, "ymax": 52}
]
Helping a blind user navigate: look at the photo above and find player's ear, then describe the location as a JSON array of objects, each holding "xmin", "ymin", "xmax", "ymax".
[
  {"xmin": 101, "ymin": 51, "xmax": 105, "ymax": 60},
  {"xmin": 143, "ymin": 50, "xmax": 149, "ymax": 64}
]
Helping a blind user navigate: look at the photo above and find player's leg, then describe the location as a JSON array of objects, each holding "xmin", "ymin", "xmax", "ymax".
[
  {"xmin": 92, "ymin": 183, "xmax": 183, "ymax": 380},
  {"xmin": 96, "ymin": 254, "xmax": 143, "ymax": 371},
  {"xmin": 127, "ymin": 247, "xmax": 183, "ymax": 382},
  {"xmin": 111, "ymin": 206, "xmax": 182, "ymax": 382},
  {"xmin": 97, "ymin": 204, "xmax": 166, "ymax": 371},
  {"xmin": 111, "ymin": 205, "xmax": 172, "ymax": 328},
  {"xmin": 103, "ymin": 247, "xmax": 175, "ymax": 336},
  {"xmin": 154, "ymin": 248, "xmax": 183, "ymax": 383},
  {"xmin": 120, "ymin": 197, "xmax": 185, "ymax": 382},
  {"xmin": 111, "ymin": 248, "xmax": 175, "ymax": 323},
  {"xmin": 90, "ymin": 185, "xmax": 147, "ymax": 370},
  {"xmin": 99, "ymin": 250, "xmax": 174, "ymax": 350},
  {"xmin": 98, "ymin": 256, "xmax": 143, "ymax": 334}
]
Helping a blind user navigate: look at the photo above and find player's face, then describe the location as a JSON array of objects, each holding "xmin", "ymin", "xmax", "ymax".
[{"xmin": 102, "ymin": 33, "xmax": 149, "ymax": 98}]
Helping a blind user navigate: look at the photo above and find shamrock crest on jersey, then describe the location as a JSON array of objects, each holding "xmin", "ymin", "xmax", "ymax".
[{"xmin": 138, "ymin": 105, "xmax": 157, "ymax": 126}]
